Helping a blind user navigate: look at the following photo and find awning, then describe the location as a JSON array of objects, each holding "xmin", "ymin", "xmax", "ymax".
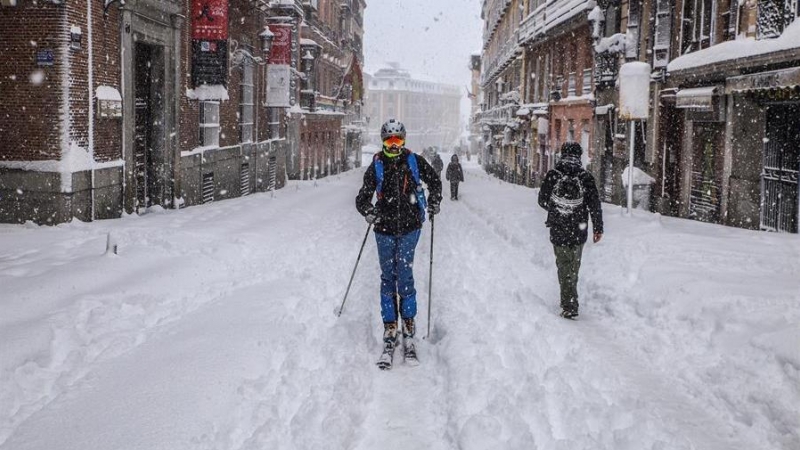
[{"xmin": 675, "ymin": 86, "xmax": 718, "ymax": 109}]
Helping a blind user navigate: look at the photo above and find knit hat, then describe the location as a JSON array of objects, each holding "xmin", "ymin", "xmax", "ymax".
[{"xmin": 560, "ymin": 142, "xmax": 583, "ymax": 157}]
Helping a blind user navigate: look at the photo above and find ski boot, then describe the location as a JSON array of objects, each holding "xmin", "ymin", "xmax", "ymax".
[
  {"xmin": 377, "ymin": 322, "xmax": 398, "ymax": 370},
  {"xmin": 402, "ymin": 318, "xmax": 419, "ymax": 366}
]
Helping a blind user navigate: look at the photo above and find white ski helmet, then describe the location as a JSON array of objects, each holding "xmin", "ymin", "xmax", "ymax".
[{"xmin": 380, "ymin": 119, "xmax": 406, "ymax": 141}]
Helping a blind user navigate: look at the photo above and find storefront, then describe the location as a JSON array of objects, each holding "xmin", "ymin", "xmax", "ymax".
[{"xmin": 727, "ymin": 67, "xmax": 800, "ymax": 233}]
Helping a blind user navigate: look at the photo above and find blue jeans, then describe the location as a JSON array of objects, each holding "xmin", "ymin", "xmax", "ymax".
[{"xmin": 375, "ymin": 229, "xmax": 421, "ymax": 323}]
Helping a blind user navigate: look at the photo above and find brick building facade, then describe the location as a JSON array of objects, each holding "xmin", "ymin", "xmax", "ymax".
[{"xmin": 0, "ymin": 0, "xmax": 366, "ymax": 224}]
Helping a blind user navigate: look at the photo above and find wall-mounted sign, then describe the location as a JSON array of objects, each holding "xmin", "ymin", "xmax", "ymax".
[
  {"xmin": 191, "ymin": 0, "xmax": 228, "ymax": 40},
  {"xmin": 266, "ymin": 64, "xmax": 291, "ymax": 107},
  {"xmin": 268, "ymin": 24, "xmax": 292, "ymax": 65},
  {"xmin": 191, "ymin": 0, "xmax": 229, "ymax": 87},
  {"xmin": 36, "ymin": 49, "xmax": 54, "ymax": 66},
  {"xmin": 96, "ymin": 86, "xmax": 123, "ymax": 118}
]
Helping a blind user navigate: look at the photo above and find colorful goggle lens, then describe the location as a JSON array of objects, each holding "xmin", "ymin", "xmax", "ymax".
[{"xmin": 383, "ymin": 136, "xmax": 405, "ymax": 148}]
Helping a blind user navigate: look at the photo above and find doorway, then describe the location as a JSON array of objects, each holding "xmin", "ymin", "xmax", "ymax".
[
  {"xmin": 761, "ymin": 103, "xmax": 799, "ymax": 233},
  {"xmin": 134, "ymin": 42, "xmax": 165, "ymax": 213},
  {"xmin": 689, "ymin": 122, "xmax": 725, "ymax": 223}
]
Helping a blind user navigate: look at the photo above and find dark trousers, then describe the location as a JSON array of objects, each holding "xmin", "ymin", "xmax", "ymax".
[
  {"xmin": 553, "ymin": 244, "xmax": 584, "ymax": 311},
  {"xmin": 450, "ymin": 181, "xmax": 460, "ymax": 199}
]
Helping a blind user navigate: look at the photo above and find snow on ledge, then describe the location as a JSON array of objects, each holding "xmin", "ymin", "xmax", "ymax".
[
  {"xmin": 668, "ymin": 20, "xmax": 800, "ymax": 72},
  {"xmin": 186, "ymin": 84, "xmax": 229, "ymax": 101},
  {"xmin": 95, "ymin": 85, "xmax": 122, "ymax": 101}
]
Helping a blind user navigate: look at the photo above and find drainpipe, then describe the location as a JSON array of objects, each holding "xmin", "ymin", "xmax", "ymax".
[{"xmin": 87, "ymin": 0, "xmax": 96, "ymax": 220}]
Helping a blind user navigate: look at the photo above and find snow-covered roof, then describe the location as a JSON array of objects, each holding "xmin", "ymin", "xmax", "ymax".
[{"xmin": 668, "ymin": 20, "xmax": 800, "ymax": 72}]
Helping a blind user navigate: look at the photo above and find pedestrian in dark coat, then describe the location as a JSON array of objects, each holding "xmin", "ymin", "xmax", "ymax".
[
  {"xmin": 537, "ymin": 142, "xmax": 603, "ymax": 319},
  {"xmin": 432, "ymin": 153, "xmax": 444, "ymax": 175},
  {"xmin": 445, "ymin": 154, "xmax": 464, "ymax": 200}
]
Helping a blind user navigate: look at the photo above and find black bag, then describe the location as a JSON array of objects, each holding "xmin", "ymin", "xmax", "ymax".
[{"xmin": 550, "ymin": 170, "xmax": 584, "ymax": 217}]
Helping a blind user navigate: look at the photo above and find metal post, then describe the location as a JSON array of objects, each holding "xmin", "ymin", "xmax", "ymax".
[
  {"xmin": 627, "ymin": 120, "xmax": 635, "ymax": 214},
  {"xmin": 426, "ymin": 214, "xmax": 435, "ymax": 339}
]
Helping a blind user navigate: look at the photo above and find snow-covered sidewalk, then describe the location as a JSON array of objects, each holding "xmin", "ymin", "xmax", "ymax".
[{"xmin": 1, "ymin": 157, "xmax": 798, "ymax": 450}]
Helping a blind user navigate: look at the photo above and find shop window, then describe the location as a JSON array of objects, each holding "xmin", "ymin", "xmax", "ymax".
[{"xmin": 200, "ymin": 101, "xmax": 220, "ymax": 147}]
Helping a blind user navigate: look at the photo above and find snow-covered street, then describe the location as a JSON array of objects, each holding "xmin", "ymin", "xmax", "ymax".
[{"xmin": 1, "ymin": 157, "xmax": 798, "ymax": 450}]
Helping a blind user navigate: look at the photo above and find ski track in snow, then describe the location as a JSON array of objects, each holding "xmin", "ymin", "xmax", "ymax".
[{"xmin": 0, "ymin": 161, "xmax": 798, "ymax": 450}]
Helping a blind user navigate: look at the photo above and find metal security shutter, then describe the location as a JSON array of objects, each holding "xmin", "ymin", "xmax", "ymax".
[
  {"xmin": 240, "ymin": 163, "xmax": 251, "ymax": 196},
  {"xmin": 202, "ymin": 172, "xmax": 215, "ymax": 204},
  {"xmin": 268, "ymin": 156, "xmax": 278, "ymax": 191}
]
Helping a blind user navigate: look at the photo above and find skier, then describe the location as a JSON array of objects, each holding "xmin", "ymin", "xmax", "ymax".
[
  {"xmin": 432, "ymin": 152, "xmax": 444, "ymax": 176},
  {"xmin": 537, "ymin": 142, "xmax": 603, "ymax": 319},
  {"xmin": 356, "ymin": 119, "xmax": 442, "ymax": 369},
  {"xmin": 445, "ymin": 154, "xmax": 464, "ymax": 200}
]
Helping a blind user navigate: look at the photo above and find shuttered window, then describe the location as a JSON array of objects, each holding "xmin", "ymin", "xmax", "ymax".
[{"xmin": 652, "ymin": 0, "xmax": 672, "ymax": 68}]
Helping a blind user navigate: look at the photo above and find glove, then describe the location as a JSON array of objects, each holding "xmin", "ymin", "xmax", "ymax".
[
  {"xmin": 427, "ymin": 203, "xmax": 440, "ymax": 216},
  {"xmin": 364, "ymin": 208, "xmax": 378, "ymax": 224}
]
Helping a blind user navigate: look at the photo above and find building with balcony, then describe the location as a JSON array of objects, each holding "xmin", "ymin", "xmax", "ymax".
[
  {"xmin": 657, "ymin": 0, "xmax": 800, "ymax": 233},
  {"xmin": 365, "ymin": 63, "xmax": 461, "ymax": 153},
  {"xmin": 519, "ymin": 0, "xmax": 597, "ymax": 188},
  {"xmin": 477, "ymin": 0, "xmax": 526, "ymax": 182}
]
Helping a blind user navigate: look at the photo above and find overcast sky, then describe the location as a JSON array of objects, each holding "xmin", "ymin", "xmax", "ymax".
[{"xmin": 363, "ymin": 0, "xmax": 484, "ymax": 103}]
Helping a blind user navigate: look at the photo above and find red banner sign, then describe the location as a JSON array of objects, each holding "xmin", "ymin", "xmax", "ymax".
[
  {"xmin": 192, "ymin": 0, "xmax": 229, "ymax": 40},
  {"xmin": 269, "ymin": 25, "xmax": 293, "ymax": 65}
]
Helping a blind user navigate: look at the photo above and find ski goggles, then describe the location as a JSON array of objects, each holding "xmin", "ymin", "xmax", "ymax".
[{"xmin": 383, "ymin": 136, "xmax": 405, "ymax": 148}]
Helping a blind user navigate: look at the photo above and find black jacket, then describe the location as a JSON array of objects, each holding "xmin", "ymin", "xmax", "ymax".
[
  {"xmin": 446, "ymin": 162, "xmax": 464, "ymax": 183},
  {"xmin": 356, "ymin": 149, "xmax": 443, "ymax": 236},
  {"xmin": 537, "ymin": 159, "xmax": 603, "ymax": 246},
  {"xmin": 432, "ymin": 155, "xmax": 444, "ymax": 173}
]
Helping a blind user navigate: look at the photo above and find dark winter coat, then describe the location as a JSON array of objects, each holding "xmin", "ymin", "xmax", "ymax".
[
  {"xmin": 432, "ymin": 154, "xmax": 444, "ymax": 173},
  {"xmin": 446, "ymin": 162, "xmax": 464, "ymax": 183},
  {"xmin": 356, "ymin": 149, "xmax": 443, "ymax": 236},
  {"xmin": 537, "ymin": 158, "xmax": 603, "ymax": 246}
]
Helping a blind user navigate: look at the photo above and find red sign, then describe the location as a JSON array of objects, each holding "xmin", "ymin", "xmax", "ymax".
[
  {"xmin": 269, "ymin": 25, "xmax": 293, "ymax": 65},
  {"xmin": 192, "ymin": 0, "xmax": 229, "ymax": 40}
]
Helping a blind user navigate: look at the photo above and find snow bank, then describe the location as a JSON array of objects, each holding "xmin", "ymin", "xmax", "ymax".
[{"xmin": 621, "ymin": 165, "xmax": 656, "ymax": 187}]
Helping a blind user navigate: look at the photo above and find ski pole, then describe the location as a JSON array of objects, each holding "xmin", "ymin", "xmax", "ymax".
[
  {"xmin": 337, "ymin": 224, "xmax": 372, "ymax": 317},
  {"xmin": 426, "ymin": 214, "xmax": 435, "ymax": 339}
]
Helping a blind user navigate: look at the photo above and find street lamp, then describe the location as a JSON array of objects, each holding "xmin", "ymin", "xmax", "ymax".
[{"xmin": 260, "ymin": 27, "xmax": 274, "ymax": 56}]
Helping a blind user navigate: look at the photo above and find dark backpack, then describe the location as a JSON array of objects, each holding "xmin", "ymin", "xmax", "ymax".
[{"xmin": 550, "ymin": 170, "xmax": 584, "ymax": 217}]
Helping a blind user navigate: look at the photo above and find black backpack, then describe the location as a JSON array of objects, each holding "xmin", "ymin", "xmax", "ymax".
[{"xmin": 550, "ymin": 170, "xmax": 585, "ymax": 217}]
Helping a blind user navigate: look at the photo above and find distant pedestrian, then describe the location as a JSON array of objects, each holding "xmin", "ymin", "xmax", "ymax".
[
  {"xmin": 432, "ymin": 153, "xmax": 444, "ymax": 175},
  {"xmin": 537, "ymin": 142, "xmax": 603, "ymax": 319},
  {"xmin": 445, "ymin": 154, "xmax": 464, "ymax": 200}
]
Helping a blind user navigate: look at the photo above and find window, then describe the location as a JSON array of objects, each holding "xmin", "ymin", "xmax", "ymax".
[
  {"xmin": 682, "ymin": 0, "xmax": 715, "ymax": 53},
  {"xmin": 240, "ymin": 62, "xmax": 255, "ymax": 143},
  {"xmin": 568, "ymin": 72, "xmax": 577, "ymax": 96},
  {"xmin": 582, "ymin": 69, "xmax": 592, "ymax": 95},
  {"xmin": 652, "ymin": 0, "xmax": 673, "ymax": 68},
  {"xmin": 200, "ymin": 101, "xmax": 220, "ymax": 147}
]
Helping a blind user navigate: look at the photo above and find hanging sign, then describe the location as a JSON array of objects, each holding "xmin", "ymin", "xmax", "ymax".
[
  {"xmin": 268, "ymin": 24, "xmax": 292, "ymax": 65},
  {"xmin": 192, "ymin": 0, "xmax": 228, "ymax": 40},
  {"xmin": 191, "ymin": 0, "xmax": 229, "ymax": 87}
]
